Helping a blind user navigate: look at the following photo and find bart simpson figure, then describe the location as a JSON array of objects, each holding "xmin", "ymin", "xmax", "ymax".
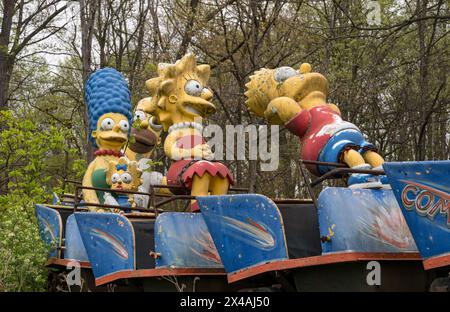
[
  {"xmin": 82, "ymin": 68, "xmax": 133, "ymax": 210},
  {"xmin": 104, "ymin": 157, "xmax": 142, "ymax": 213},
  {"xmin": 144, "ymin": 53, "xmax": 233, "ymax": 211},
  {"xmin": 245, "ymin": 63, "xmax": 386, "ymax": 188}
]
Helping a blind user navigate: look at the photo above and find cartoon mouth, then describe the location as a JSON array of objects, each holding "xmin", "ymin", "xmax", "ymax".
[
  {"xmin": 114, "ymin": 185, "xmax": 123, "ymax": 190},
  {"xmin": 183, "ymin": 101, "xmax": 216, "ymax": 117},
  {"xmin": 101, "ymin": 133, "xmax": 127, "ymax": 143},
  {"xmin": 129, "ymin": 128, "xmax": 157, "ymax": 154},
  {"xmin": 185, "ymin": 105, "xmax": 202, "ymax": 116}
]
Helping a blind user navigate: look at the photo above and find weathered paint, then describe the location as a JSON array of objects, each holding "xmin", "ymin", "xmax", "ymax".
[
  {"xmin": 318, "ymin": 187, "xmax": 418, "ymax": 253},
  {"xmin": 64, "ymin": 214, "xmax": 89, "ymax": 262},
  {"xmin": 35, "ymin": 204, "xmax": 62, "ymax": 258},
  {"xmin": 74, "ymin": 212, "xmax": 135, "ymax": 279},
  {"xmin": 198, "ymin": 194, "xmax": 288, "ymax": 274},
  {"xmin": 154, "ymin": 212, "xmax": 223, "ymax": 268},
  {"xmin": 383, "ymin": 161, "xmax": 450, "ymax": 266}
]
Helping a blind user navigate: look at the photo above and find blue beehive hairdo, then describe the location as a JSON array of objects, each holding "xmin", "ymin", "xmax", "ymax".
[{"xmin": 84, "ymin": 67, "xmax": 133, "ymax": 147}]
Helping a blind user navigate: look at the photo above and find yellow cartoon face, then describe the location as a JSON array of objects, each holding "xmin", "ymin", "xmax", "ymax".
[
  {"xmin": 126, "ymin": 97, "xmax": 162, "ymax": 160},
  {"xmin": 245, "ymin": 63, "xmax": 329, "ymax": 116},
  {"xmin": 106, "ymin": 157, "xmax": 142, "ymax": 191},
  {"xmin": 92, "ymin": 113, "xmax": 130, "ymax": 150},
  {"xmin": 144, "ymin": 54, "xmax": 216, "ymax": 131}
]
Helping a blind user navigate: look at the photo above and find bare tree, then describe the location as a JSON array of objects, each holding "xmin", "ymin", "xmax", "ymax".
[{"xmin": 0, "ymin": 0, "xmax": 68, "ymax": 109}]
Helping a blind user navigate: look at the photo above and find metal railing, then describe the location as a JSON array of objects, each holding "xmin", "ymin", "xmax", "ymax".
[
  {"xmin": 71, "ymin": 181, "xmax": 251, "ymax": 218},
  {"xmin": 62, "ymin": 160, "xmax": 383, "ymax": 215}
]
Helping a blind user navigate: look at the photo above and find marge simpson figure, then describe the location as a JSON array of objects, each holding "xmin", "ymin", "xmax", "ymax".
[
  {"xmin": 144, "ymin": 54, "xmax": 234, "ymax": 211},
  {"xmin": 82, "ymin": 68, "xmax": 133, "ymax": 210},
  {"xmin": 245, "ymin": 64, "xmax": 386, "ymax": 188}
]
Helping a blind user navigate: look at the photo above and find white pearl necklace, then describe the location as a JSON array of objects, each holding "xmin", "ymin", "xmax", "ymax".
[{"xmin": 168, "ymin": 122, "xmax": 203, "ymax": 134}]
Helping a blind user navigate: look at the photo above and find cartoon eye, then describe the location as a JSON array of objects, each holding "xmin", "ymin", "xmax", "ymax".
[
  {"xmin": 119, "ymin": 120, "xmax": 129, "ymax": 132},
  {"xmin": 101, "ymin": 118, "xmax": 115, "ymax": 130},
  {"xmin": 149, "ymin": 116, "xmax": 163, "ymax": 131},
  {"xmin": 274, "ymin": 66, "xmax": 298, "ymax": 82},
  {"xmin": 121, "ymin": 173, "xmax": 132, "ymax": 183},
  {"xmin": 111, "ymin": 173, "xmax": 120, "ymax": 183},
  {"xmin": 184, "ymin": 80, "xmax": 203, "ymax": 96},
  {"xmin": 134, "ymin": 110, "xmax": 146, "ymax": 121}
]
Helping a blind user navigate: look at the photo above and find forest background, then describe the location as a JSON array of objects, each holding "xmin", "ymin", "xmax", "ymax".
[{"xmin": 0, "ymin": 0, "xmax": 448, "ymax": 290}]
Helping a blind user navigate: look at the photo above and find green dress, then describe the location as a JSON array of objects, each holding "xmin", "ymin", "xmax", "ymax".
[{"xmin": 91, "ymin": 169, "xmax": 111, "ymax": 204}]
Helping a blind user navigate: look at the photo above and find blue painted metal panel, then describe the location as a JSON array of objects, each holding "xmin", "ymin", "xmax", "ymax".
[
  {"xmin": 154, "ymin": 212, "xmax": 223, "ymax": 268},
  {"xmin": 383, "ymin": 161, "xmax": 450, "ymax": 260},
  {"xmin": 318, "ymin": 187, "xmax": 418, "ymax": 253},
  {"xmin": 74, "ymin": 212, "xmax": 135, "ymax": 279},
  {"xmin": 64, "ymin": 214, "xmax": 89, "ymax": 262},
  {"xmin": 35, "ymin": 204, "xmax": 62, "ymax": 258},
  {"xmin": 198, "ymin": 194, "xmax": 288, "ymax": 274}
]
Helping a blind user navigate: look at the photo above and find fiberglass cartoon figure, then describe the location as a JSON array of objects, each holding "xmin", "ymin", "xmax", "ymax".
[
  {"xmin": 144, "ymin": 53, "xmax": 234, "ymax": 211},
  {"xmin": 245, "ymin": 63, "xmax": 386, "ymax": 188},
  {"xmin": 125, "ymin": 97, "xmax": 163, "ymax": 163},
  {"xmin": 103, "ymin": 157, "xmax": 142, "ymax": 213},
  {"xmin": 125, "ymin": 97, "xmax": 168, "ymax": 206},
  {"xmin": 82, "ymin": 68, "xmax": 133, "ymax": 210}
]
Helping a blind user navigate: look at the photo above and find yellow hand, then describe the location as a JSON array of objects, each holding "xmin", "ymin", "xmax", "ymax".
[{"xmin": 264, "ymin": 97, "xmax": 302, "ymax": 125}]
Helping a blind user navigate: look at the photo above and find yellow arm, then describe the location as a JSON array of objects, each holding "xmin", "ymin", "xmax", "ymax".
[
  {"xmin": 164, "ymin": 128, "xmax": 212, "ymax": 160},
  {"xmin": 264, "ymin": 97, "xmax": 303, "ymax": 125}
]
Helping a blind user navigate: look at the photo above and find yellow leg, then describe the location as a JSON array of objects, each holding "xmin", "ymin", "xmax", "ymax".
[
  {"xmin": 190, "ymin": 173, "xmax": 212, "ymax": 209},
  {"xmin": 363, "ymin": 150, "xmax": 384, "ymax": 168},
  {"xmin": 210, "ymin": 177, "xmax": 230, "ymax": 195},
  {"xmin": 342, "ymin": 149, "xmax": 366, "ymax": 168}
]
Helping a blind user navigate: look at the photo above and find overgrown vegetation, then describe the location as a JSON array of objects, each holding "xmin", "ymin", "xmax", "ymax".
[{"xmin": 0, "ymin": 111, "xmax": 77, "ymax": 291}]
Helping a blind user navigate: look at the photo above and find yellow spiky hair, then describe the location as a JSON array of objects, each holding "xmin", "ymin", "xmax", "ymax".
[
  {"xmin": 144, "ymin": 53, "xmax": 211, "ymax": 112},
  {"xmin": 244, "ymin": 68, "xmax": 276, "ymax": 117}
]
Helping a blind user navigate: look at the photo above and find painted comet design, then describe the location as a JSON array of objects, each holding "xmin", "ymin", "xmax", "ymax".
[
  {"xmin": 38, "ymin": 215, "xmax": 57, "ymax": 243},
  {"xmin": 359, "ymin": 204, "xmax": 416, "ymax": 249},
  {"xmin": 190, "ymin": 229, "xmax": 222, "ymax": 264},
  {"xmin": 90, "ymin": 228, "xmax": 129, "ymax": 259},
  {"xmin": 217, "ymin": 215, "xmax": 276, "ymax": 250}
]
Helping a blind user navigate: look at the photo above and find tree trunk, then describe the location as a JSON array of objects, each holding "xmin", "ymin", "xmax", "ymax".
[
  {"xmin": 415, "ymin": 0, "xmax": 429, "ymax": 161},
  {"xmin": 80, "ymin": 0, "xmax": 98, "ymax": 163},
  {"xmin": 176, "ymin": 0, "xmax": 199, "ymax": 59},
  {"xmin": 0, "ymin": 0, "xmax": 15, "ymax": 109}
]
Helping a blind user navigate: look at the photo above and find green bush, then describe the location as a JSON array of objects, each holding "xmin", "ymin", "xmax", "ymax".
[{"xmin": 0, "ymin": 111, "xmax": 67, "ymax": 291}]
